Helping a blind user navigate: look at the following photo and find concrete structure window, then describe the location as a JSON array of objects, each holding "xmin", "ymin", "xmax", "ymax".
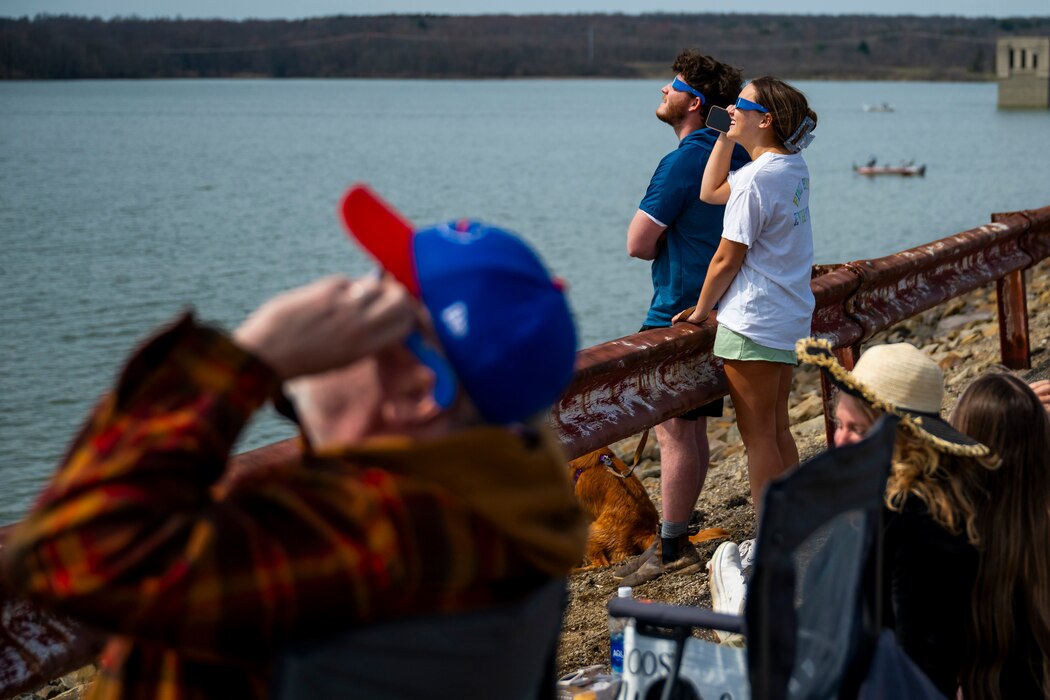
[{"xmin": 996, "ymin": 36, "xmax": 1050, "ymax": 109}]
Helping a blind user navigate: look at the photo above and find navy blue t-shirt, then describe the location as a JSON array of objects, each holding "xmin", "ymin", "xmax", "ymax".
[{"xmin": 639, "ymin": 128, "xmax": 750, "ymax": 327}]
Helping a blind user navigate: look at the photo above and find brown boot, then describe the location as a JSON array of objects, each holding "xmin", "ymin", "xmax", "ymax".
[
  {"xmin": 618, "ymin": 534, "xmax": 702, "ymax": 587},
  {"xmin": 611, "ymin": 539, "xmax": 659, "ymax": 581}
]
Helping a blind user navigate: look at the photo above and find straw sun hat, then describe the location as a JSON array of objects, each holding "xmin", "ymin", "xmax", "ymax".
[{"xmin": 796, "ymin": 337, "xmax": 991, "ymax": 457}]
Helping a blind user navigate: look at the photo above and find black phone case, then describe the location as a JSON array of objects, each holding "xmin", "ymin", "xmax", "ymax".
[{"xmin": 706, "ymin": 106, "xmax": 731, "ymax": 133}]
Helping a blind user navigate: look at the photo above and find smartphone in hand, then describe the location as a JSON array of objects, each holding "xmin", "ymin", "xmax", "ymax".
[{"xmin": 705, "ymin": 105, "xmax": 731, "ymax": 133}]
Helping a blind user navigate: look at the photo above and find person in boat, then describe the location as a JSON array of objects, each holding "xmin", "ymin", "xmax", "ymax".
[
  {"xmin": 866, "ymin": 155, "xmax": 877, "ymax": 167},
  {"xmin": 675, "ymin": 77, "xmax": 818, "ymax": 528},
  {"xmin": 2, "ymin": 184, "xmax": 587, "ymax": 699},
  {"xmin": 618, "ymin": 48, "xmax": 750, "ymax": 587},
  {"xmin": 794, "ymin": 339, "xmax": 998, "ymax": 697}
]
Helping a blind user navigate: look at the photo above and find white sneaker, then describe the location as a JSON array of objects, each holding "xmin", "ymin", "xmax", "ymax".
[{"xmin": 708, "ymin": 541, "xmax": 747, "ymax": 619}]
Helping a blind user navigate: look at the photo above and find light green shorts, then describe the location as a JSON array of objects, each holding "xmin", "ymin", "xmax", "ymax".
[{"xmin": 713, "ymin": 324, "xmax": 798, "ymax": 366}]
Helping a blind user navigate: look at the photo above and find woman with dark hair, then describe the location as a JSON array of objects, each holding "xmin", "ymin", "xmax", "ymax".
[{"xmin": 951, "ymin": 373, "xmax": 1050, "ymax": 699}]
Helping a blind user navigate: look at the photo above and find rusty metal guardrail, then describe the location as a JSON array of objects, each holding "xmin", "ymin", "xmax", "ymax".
[
  {"xmin": 553, "ymin": 205, "xmax": 1047, "ymax": 454},
  {"xmin": 1, "ymin": 204, "xmax": 1048, "ymax": 698}
]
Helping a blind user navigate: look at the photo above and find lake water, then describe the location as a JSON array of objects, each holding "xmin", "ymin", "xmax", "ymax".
[{"xmin": 1, "ymin": 79, "xmax": 1048, "ymax": 524}]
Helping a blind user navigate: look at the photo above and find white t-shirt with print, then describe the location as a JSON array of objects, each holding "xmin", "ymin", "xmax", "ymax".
[{"xmin": 717, "ymin": 151, "xmax": 815, "ymax": 351}]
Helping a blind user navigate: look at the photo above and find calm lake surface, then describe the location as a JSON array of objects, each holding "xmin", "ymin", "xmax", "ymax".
[{"xmin": 1, "ymin": 79, "xmax": 1048, "ymax": 524}]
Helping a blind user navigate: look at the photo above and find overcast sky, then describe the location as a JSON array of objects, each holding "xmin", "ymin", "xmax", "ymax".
[{"xmin": 3, "ymin": 0, "xmax": 1049, "ymax": 20}]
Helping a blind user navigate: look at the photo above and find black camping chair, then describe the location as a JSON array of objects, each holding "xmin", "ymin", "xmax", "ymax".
[{"xmin": 610, "ymin": 415, "xmax": 899, "ymax": 700}]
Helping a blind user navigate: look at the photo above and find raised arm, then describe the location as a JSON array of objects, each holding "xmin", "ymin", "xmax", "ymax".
[
  {"xmin": 699, "ymin": 133, "xmax": 735, "ymax": 205},
  {"xmin": 3, "ymin": 276, "xmax": 460, "ymax": 659},
  {"xmin": 234, "ymin": 275, "xmax": 415, "ymax": 379}
]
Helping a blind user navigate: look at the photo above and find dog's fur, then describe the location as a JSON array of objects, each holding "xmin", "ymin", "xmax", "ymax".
[
  {"xmin": 569, "ymin": 447, "xmax": 660, "ymax": 567},
  {"xmin": 569, "ymin": 446, "xmax": 731, "ymax": 569}
]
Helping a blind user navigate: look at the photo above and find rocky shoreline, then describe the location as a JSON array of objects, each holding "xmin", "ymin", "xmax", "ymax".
[{"xmin": 15, "ymin": 260, "xmax": 1049, "ymax": 698}]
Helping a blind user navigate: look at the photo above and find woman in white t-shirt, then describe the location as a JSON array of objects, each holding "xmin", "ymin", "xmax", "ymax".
[{"xmin": 674, "ymin": 77, "xmax": 818, "ymax": 511}]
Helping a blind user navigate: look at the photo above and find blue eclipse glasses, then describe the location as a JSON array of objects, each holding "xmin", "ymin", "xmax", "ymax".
[
  {"xmin": 735, "ymin": 97, "xmax": 769, "ymax": 113},
  {"xmin": 404, "ymin": 331, "xmax": 458, "ymax": 409},
  {"xmin": 671, "ymin": 77, "xmax": 705, "ymax": 105}
]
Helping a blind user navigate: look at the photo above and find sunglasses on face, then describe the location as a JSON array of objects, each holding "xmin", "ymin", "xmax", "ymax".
[
  {"xmin": 671, "ymin": 77, "xmax": 706, "ymax": 106},
  {"xmin": 734, "ymin": 97, "xmax": 769, "ymax": 113},
  {"xmin": 404, "ymin": 331, "xmax": 458, "ymax": 409}
]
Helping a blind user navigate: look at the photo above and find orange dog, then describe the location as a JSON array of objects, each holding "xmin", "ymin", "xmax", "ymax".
[
  {"xmin": 570, "ymin": 446, "xmax": 730, "ymax": 568},
  {"xmin": 569, "ymin": 447, "xmax": 660, "ymax": 568}
]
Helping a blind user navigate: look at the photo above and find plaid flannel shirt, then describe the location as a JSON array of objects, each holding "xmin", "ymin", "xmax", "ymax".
[{"xmin": 4, "ymin": 314, "xmax": 585, "ymax": 699}]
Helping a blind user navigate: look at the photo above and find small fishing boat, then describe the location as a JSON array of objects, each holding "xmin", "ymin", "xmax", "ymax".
[
  {"xmin": 863, "ymin": 102, "xmax": 895, "ymax": 112},
  {"xmin": 853, "ymin": 160, "xmax": 926, "ymax": 177}
]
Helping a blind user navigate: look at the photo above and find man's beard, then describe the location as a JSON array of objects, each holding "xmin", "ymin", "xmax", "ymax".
[{"xmin": 657, "ymin": 99, "xmax": 688, "ymax": 127}]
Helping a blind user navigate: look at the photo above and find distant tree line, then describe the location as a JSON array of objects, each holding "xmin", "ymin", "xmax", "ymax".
[{"xmin": 1, "ymin": 13, "xmax": 1048, "ymax": 80}]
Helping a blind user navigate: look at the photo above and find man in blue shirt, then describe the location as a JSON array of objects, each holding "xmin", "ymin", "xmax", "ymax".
[{"xmin": 619, "ymin": 49, "xmax": 749, "ymax": 587}]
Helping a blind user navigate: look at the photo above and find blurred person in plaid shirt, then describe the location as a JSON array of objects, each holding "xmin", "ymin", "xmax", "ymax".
[{"xmin": 3, "ymin": 185, "xmax": 586, "ymax": 699}]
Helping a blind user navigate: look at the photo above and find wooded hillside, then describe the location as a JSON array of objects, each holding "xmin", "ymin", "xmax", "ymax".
[{"xmin": 2, "ymin": 13, "xmax": 1048, "ymax": 80}]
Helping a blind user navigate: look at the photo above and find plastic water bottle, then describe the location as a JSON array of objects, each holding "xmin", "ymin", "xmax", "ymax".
[{"xmin": 609, "ymin": 585, "xmax": 633, "ymax": 674}]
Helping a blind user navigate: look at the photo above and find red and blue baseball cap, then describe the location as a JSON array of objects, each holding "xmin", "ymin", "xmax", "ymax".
[{"xmin": 340, "ymin": 183, "xmax": 578, "ymax": 425}]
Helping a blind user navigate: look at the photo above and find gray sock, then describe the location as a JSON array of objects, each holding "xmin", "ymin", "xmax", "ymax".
[{"xmin": 661, "ymin": 521, "xmax": 688, "ymax": 540}]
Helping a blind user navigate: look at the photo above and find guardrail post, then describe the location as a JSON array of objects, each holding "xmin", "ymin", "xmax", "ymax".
[
  {"xmin": 995, "ymin": 269, "xmax": 1031, "ymax": 369},
  {"xmin": 992, "ymin": 212, "xmax": 1032, "ymax": 370}
]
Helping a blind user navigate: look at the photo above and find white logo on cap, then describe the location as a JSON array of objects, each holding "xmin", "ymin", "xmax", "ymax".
[
  {"xmin": 441, "ymin": 302, "xmax": 469, "ymax": 339},
  {"xmin": 436, "ymin": 222, "xmax": 486, "ymax": 244}
]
